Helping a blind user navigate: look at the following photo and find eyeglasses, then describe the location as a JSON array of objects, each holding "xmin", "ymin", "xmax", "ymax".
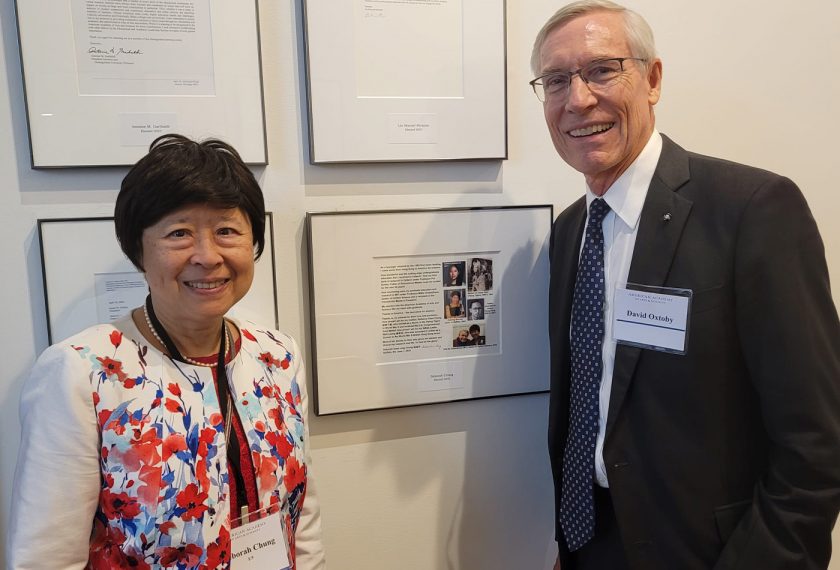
[{"xmin": 529, "ymin": 57, "xmax": 647, "ymax": 102}]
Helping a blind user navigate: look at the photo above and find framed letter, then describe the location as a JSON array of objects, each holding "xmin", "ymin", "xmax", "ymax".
[
  {"xmin": 303, "ymin": 0, "xmax": 507, "ymax": 163},
  {"xmin": 15, "ymin": 0, "xmax": 267, "ymax": 167}
]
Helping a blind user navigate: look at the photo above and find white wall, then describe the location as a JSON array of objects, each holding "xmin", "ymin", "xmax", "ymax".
[{"xmin": 1, "ymin": 1, "xmax": 838, "ymax": 569}]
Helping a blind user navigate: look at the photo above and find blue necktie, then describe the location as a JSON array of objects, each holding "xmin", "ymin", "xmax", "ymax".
[{"xmin": 561, "ymin": 198, "xmax": 611, "ymax": 551}]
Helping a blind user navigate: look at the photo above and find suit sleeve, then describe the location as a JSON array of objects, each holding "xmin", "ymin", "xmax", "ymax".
[
  {"xmin": 715, "ymin": 176, "xmax": 840, "ymax": 569},
  {"xmin": 7, "ymin": 345, "xmax": 101, "ymax": 570}
]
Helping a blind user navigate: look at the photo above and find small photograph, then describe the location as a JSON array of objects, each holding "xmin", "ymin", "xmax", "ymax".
[
  {"xmin": 468, "ymin": 322, "xmax": 486, "ymax": 345},
  {"xmin": 468, "ymin": 257, "xmax": 493, "ymax": 292},
  {"xmin": 467, "ymin": 298, "xmax": 484, "ymax": 321},
  {"xmin": 443, "ymin": 289, "xmax": 466, "ymax": 319},
  {"xmin": 452, "ymin": 326, "xmax": 473, "ymax": 347},
  {"xmin": 451, "ymin": 323, "xmax": 486, "ymax": 347},
  {"xmin": 443, "ymin": 261, "xmax": 465, "ymax": 287}
]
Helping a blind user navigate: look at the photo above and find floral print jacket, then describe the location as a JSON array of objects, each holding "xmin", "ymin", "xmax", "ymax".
[{"xmin": 8, "ymin": 316, "xmax": 325, "ymax": 569}]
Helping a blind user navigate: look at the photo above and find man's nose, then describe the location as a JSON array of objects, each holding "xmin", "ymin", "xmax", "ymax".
[{"xmin": 565, "ymin": 74, "xmax": 597, "ymax": 113}]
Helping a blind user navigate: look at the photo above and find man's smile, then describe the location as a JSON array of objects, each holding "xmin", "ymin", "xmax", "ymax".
[{"xmin": 568, "ymin": 122, "xmax": 615, "ymax": 138}]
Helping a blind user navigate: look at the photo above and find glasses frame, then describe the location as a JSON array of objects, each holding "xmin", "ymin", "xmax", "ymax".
[{"xmin": 529, "ymin": 57, "xmax": 647, "ymax": 102}]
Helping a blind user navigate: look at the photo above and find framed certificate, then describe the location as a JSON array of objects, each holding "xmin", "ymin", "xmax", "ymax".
[
  {"xmin": 15, "ymin": 0, "xmax": 267, "ymax": 167},
  {"xmin": 306, "ymin": 206, "xmax": 551, "ymax": 415},
  {"xmin": 302, "ymin": 0, "xmax": 507, "ymax": 163},
  {"xmin": 38, "ymin": 215, "xmax": 278, "ymax": 344}
]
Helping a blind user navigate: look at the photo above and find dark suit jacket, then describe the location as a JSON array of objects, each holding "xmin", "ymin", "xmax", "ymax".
[{"xmin": 548, "ymin": 135, "xmax": 840, "ymax": 569}]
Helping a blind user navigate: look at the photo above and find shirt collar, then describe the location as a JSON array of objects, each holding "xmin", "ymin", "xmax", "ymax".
[{"xmin": 584, "ymin": 129, "xmax": 663, "ymax": 230}]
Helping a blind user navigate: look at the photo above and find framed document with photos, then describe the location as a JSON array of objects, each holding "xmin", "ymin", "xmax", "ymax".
[
  {"xmin": 306, "ymin": 206, "xmax": 551, "ymax": 415},
  {"xmin": 15, "ymin": 0, "xmax": 267, "ymax": 167},
  {"xmin": 302, "ymin": 0, "xmax": 507, "ymax": 163}
]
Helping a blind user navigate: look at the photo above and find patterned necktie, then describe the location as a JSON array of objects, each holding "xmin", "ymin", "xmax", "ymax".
[{"xmin": 561, "ymin": 198, "xmax": 611, "ymax": 551}]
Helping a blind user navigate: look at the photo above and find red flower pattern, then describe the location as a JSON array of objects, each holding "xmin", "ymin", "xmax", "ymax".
[
  {"xmin": 83, "ymin": 324, "xmax": 308, "ymax": 567},
  {"xmin": 157, "ymin": 543, "xmax": 203, "ymax": 567},
  {"xmin": 137, "ymin": 464, "xmax": 162, "ymax": 506},
  {"xmin": 266, "ymin": 430, "xmax": 293, "ymax": 459},
  {"xmin": 97, "ymin": 356, "xmax": 128, "ymax": 383},
  {"xmin": 176, "ymin": 483, "xmax": 209, "ymax": 521},
  {"xmin": 101, "ymin": 489, "xmax": 141, "ymax": 520},
  {"xmin": 202, "ymin": 526, "xmax": 231, "ymax": 569},
  {"xmin": 164, "ymin": 398, "xmax": 184, "ymax": 414},
  {"xmin": 258, "ymin": 351, "xmax": 281, "ymax": 369},
  {"xmin": 162, "ymin": 433, "xmax": 188, "ymax": 462},
  {"xmin": 283, "ymin": 456, "xmax": 306, "ymax": 493}
]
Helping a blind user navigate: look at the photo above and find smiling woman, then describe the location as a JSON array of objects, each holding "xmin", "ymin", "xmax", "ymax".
[
  {"xmin": 139, "ymin": 205, "xmax": 256, "ymax": 343},
  {"xmin": 8, "ymin": 135, "xmax": 326, "ymax": 569}
]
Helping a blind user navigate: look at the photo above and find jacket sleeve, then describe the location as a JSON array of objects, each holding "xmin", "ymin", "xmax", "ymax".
[
  {"xmin": 715, "ymin": 176, "xmax": 840, "ymax": 569},
  {"xmin": 7, "ymin": 344, "xmax": 101, "ymax": 570},
  {"xmin": 290, "ymin": 337, "xmax": 328, "ymax": 570}
]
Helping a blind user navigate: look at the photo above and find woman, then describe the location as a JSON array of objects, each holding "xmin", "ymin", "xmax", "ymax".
[
  {"xmin": 8, "ymin": 135, "xmax": 326, "ymax": 569},
  {"xmin": 469, "ymin": 258, "xmax": 491, "ymax": 292},
  {"xmin": 445, "ymin": 264, "xmax": 463, "ymax": 286},
  {"xmin": 444, "ymin": 290, "xmax": 464, "ymax": 319}
]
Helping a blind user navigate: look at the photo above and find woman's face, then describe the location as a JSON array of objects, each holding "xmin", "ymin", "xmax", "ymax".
[
  {"xmin": 458, "ymin": 330, "xmax": 469, "ymax": 342},
  {"xmin": 140, "ymin": 204, "xmax": 254, "ymax": 328},
  {"xmin": 472, "ymin": 260, "xmax": 481, "ymax": 273},
  {"xmin": 449, "ymin": 265, "xmax": 459, "ymax": 280},
  {"xmin": 450, "ymin": 293, "xmax": 461, "ymax": 307}
]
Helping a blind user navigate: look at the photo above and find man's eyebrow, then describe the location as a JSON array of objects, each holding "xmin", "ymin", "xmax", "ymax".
[
  {"xmin": 540, "ymin": 56, "xmax": 619, "ymax": 75},
  {"xmin": 539, "ymin": 66, "xmax": 571, "ymax": 75}
]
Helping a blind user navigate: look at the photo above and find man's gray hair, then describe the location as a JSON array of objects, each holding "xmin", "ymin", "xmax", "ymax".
[{"xmin": 530, "ymin": 0, "xmax": 657, "ymax": 76}]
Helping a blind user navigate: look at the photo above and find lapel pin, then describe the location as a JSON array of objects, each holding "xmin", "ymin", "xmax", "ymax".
[{"xmin": 663, "ymin": 213, "xmax": 672, "ymax": 222}]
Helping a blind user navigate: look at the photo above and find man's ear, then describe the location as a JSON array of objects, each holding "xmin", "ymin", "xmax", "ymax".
[{"xmin": 647, "ymin": 58, "xmax": 663, "ymax": 105}]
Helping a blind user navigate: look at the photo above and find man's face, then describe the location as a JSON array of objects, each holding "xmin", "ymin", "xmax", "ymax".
[
  {"xmin": 469, "ymin": 302, "xmax": 481, "ymax": 319},
  {"xmin": 458, "ymin": 330, "xmax": 469, "ymax": 342},
  {"xmin": 538, "ymin": 11, "xmax": 662, "ymax": 194}
]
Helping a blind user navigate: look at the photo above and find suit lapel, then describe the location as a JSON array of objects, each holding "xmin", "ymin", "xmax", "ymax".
[
  {"xmin": 549, "ymin": 197, "xmax": 586, "ymax": 442},
  {"xmin": 605, "ymin": 135, "xmax": 694, "ymax": 440},
  {"xmin": 553, "ymin": 199, "xmax": 587, "ymax": 336}
]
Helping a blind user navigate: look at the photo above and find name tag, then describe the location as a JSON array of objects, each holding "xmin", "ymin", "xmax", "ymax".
[
  {"xmin": 231, "ymin": 510, "xmax": 291, "ymax": 570},
  {"xmin": 613, "ymin": 285, "xmax": 692, "ymax": 354}
]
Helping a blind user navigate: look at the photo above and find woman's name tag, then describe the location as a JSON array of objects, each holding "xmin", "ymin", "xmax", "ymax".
[{"xmin": 231, "ymin": 510, "xmax": 291, "ymax": 570}]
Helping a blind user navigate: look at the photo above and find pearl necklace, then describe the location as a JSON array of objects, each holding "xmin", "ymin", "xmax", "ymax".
[{"xmin": 142, "ymin": 303, "xmax": 231, "ymax": 368}]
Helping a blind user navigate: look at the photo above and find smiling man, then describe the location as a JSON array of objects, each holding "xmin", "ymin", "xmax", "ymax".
[{"xmin": 532, "ymin": 2, "xmax": 840, "ymax": 569}]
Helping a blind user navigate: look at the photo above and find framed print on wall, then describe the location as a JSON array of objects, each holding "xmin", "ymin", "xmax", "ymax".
[
  {"xmin": 306, "ymin": 205, "xmax": 551, "ymax": 415},
  {"xmin": 15, "ymin": 0, "xmax": 267, "ymax": 167},
  {"xmin": 302, "ymin": 0, "xmax": 507, "ymax": 163},
  {"xmin": 38, "ymin": 215, "xmax": 278, "ymax": 345}
]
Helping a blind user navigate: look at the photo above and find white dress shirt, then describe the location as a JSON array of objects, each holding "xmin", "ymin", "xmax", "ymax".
[{"xmin": 577, "ymin": 130, "xmax": 663, "ymax": 487}]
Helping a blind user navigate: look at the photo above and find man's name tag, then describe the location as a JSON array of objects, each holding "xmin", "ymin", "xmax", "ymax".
[
  {"xmin": 613, "ymin": 285, "xmax": 692, "ymax": 354},
  {"xmin": 231, "ymin": 510, "xmax": 291, "ymax": 570}
]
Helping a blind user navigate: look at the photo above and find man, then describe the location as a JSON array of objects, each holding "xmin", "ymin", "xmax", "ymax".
[
  {"xmin": 453, "ymin": 329, "xmax": 471, "ymax": 347},
  {"xmin": 533, "ymin": 2, "xmax": 840, "ymax": 569},
  {"xmin": 469, "ymin": 324, "xmax": 485, "ymax": 346},
  {"xmin": 469, "ymin": 300, "xmax": 484, "ymax": 321}
]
